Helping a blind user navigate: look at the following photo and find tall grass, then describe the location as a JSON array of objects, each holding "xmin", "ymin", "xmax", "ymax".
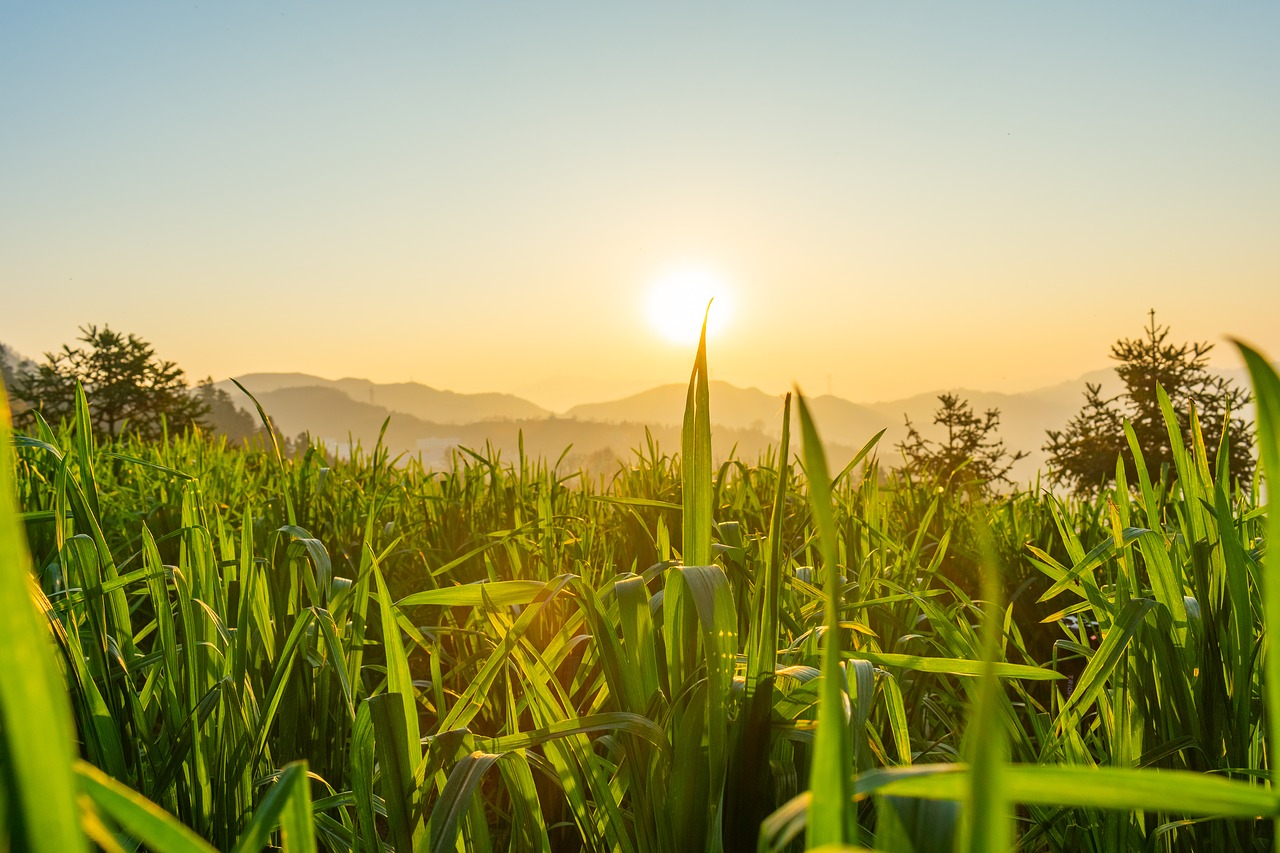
[{"xmin": 0, "ymin": 337, "xmax": 1277, "ymax": 851}]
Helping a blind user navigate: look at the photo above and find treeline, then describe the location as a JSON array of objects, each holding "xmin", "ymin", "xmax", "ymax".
[{"xmin": 4, "ymin": 311, "xmax": 1256, "ymax": 495}]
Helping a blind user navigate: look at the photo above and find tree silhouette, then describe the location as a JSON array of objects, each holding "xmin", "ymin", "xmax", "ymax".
[
  {"xmin": 15, "ymin": 325, "xmax": 208, "ymax": 440},
  {"xmin": 194, "ymin": 378, "xmax": 257, "ymax": 443},
  {"xmin": 1, "ymin": 343, "xmax": 30, "ymax": 394},
  {"xmin": 897, "ymin": 393, "xmax": 1026, "ymax": 493},
  {"xmin": 1044, "ymin": 311, "xmax": 1253, "ymax": 493}
]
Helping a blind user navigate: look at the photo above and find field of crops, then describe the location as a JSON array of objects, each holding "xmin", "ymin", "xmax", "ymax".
[{"xmin": 2, "ymin": 333, "xmax": 1279, "ymax": 852}]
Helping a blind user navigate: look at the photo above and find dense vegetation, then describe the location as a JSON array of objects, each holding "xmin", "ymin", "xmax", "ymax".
[{"xmin": 1, "ymin": 331, "xmax": 1278, "ymax": 852}]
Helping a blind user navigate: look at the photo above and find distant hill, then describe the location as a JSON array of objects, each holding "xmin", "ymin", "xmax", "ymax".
[
  {"xmin": 227, "ymin": 384, "xmax": 836, "ymax": 476},
  {"xmin": 211, "ymin": 363, "xmax": 1266, "ymax": 483},
  {"xmin": 559, "ymin": 367, "xmax": 1256, "ymax": 487},
  {"xmin": 219, "ymin": 373, "xmax": 549, "ymax": 425},
  {"xmin": 566, "ymin": 381, "xmax": 795, "ymax": 431}
]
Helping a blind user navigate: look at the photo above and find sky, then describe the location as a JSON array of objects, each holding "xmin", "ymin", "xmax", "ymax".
[{"xmin": 3, "ymin": 2, "xmax": 1277, "ymax": 410}]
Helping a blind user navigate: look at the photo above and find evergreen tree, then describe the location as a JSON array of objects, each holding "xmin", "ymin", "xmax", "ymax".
[
  {"xmin": 15, "ymin": 325, "xmax": 208, "ymax": 440},
  {"xmin": 897, "ymin": 393, "xmax": 1026, "ymax": 494},
  {"xmin": 1044, "ymin": 311, "xmax": 1253, "ymax": 493}
]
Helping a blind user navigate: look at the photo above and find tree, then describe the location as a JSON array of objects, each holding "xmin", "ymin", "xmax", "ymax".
[
  {"xmin": 897, "ymin": 393, "xmax": 1027, "ymax": 493},
  {"xmin": 0, "ymin": 342, "xmax": 31, "ymax": 395},
  {"xmin": 15, "ymin": 325, "xmax": 209, "ymax": 440},
  {"xmin": 194, "ymin": 378, "xmax": 257, "ymax": 443},
  {"xmin": 1044, "ymin": 311, "xmax": 1253, "ymax": 493}
]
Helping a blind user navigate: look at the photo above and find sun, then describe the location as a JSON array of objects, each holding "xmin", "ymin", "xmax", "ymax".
[{"xmin": 645, "ymin": 265, "xmax": 734, "ymax": 345}]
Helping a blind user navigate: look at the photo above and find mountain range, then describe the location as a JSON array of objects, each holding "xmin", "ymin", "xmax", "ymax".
[
  {"xmin": 212, "ymin": 369, "xmax": 1148, "ymax": 481},
  {"xmin": 4, "ymin": 338, "xmax": 1260, "ymax": 483}
]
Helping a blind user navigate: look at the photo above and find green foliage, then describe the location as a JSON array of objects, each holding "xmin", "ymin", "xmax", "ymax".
[
  {"xmin": 14, "ymin": 324, "xmax": 209, "ymax": 440},
  {"xmin": 1046, "ymin": 311, "xmax": 1254, "ymax": 493},
  {"xmin": 896, "ymin": 393, "xmax": 1026, "ymax": 493},
  {"xmin": 0, "ymin": 372, "xmax": 86, "ymax": 853},
  {"xmin": 1, "ymin": 331, "xmax": 1278, "ymax": 852}
]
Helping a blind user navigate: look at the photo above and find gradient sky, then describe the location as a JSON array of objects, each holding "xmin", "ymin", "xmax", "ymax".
[{"xmin": 3, "ymin": 2, "xmax": 1277, "ymax": 409}]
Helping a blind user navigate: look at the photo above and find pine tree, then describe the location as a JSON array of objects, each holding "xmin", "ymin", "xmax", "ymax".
[
  {"xmin": 1044, "ymin": 311, "xmax": 1253, "ymax": 493},
  {"xmin": 897, "ymin": 393, "xmax": 1026, "ymax": 494},
  {"xmin": 15, "ymin": 325, "xmax": 209, "ymax": 440}
]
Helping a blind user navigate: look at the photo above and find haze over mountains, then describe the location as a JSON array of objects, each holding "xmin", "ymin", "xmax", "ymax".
[
  {"xmin": 4, "ymin": 339, "xmax": 1257, "ymax": 483},
  {"xmin": 218, "ymin": 374, "xmax": 550, "ymax": 424},
  {"xmin": 212, "ymin": 368, "xmax": 1151, "ymax": 482}
]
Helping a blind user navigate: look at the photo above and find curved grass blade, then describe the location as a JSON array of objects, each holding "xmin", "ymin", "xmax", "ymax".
[
  {"xmin": 0, "ymin": 386, "xmax": 88, "ymax": 853},
  {"xmin": 427, "ymin": 751, "xmax": 502, "ymax": 853},
  {"xmin": 1052, "ymin": 598, "xmax": 1157, "ymax": 736},
  {"xmin": 1235, "ymin": 340, "xmax": 1280, "ymax": 845},
  {"xmin": 229, "ymin": 762, "xmax": 316, "ymax": 853},
  {"xmin": 397, "ymin": 578, "xmax": 550, "ymax": 608},
  {"xmin": 76, "ymin": 761, "xmax": 215, "ymax": 853}
]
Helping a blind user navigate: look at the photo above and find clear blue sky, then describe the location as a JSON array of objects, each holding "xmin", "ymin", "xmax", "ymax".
[{"xmin": 3, "ymin": 2, "xmax": 1277, "ymax": 407}]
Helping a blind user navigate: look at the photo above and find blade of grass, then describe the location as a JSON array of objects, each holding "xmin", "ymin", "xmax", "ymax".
[
  {"xmin": 229, "ymin": 762, "xmax": 316, "ymax": 853},
  {"xmin": 961, "ymin": 525, "xmax": 1011, "ymax": 852},
  {"xmin": 76, "ymin": 761, "xmax": 215, "ymax": 853},
  {"xmin": 0, "ymin": 385, "xmax": 88, "ymax": 853},
  {"xmin": 796, "ymin": 390, "xmax": 853, "ymax": 847},
  {"xmin": 1234, "ymin": 340, "xmax": 1280, "ymax": 849}
]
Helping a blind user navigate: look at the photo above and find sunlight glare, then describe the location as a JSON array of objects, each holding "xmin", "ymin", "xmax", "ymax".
[{"xmin": 645, "ymin": 265, "xmax": 733, "ymax": 345}]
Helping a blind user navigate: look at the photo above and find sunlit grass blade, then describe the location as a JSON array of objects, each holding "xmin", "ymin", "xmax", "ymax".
[
  {"xmin": 682, "ymin": 302, "xmax": 713, "ymax": 568},
  {"xmin": 496, "ymin": 753, "xmax": 553, "ymax": 853},
  {"xmin": 667, "ymin": 303, "xmax": 714, "ymax": 700},
  {"xmin": 231, "ymin": 379, "xmax": 296, "ymax": 526},
  {"xmin": 229, "ymin": 762, "xmax": 316, "ymax": 853},
  {"xmin": 842, "ymin": 650, "xmax": 1061, "ymax": 681},
  {"xmin": 961, "ymin": 526, "xmax": 1011, "ymax": 852},
  {"xmin": 859, "ymin": 763, "xmax": 1280, "ymax": 819},
  {"xmin": 396, "ymin": 578, "xmax": 550, "ymax": 608},
  {"xmin": 1051, "ymin": 598, "xmax": 1157, "ymax": 738},
  {"xmin": 795, "ymin": 389, "xmax": 853, "ymax": 847},
  {"xmin": 1235, "ymin": 340, "xmax": 1280, "ymax": 847},
  {"xmin": 76, "ymin": 761, "xmax": 216, "ymax": 852},
  {"xmin": 0, "ymin": 386, "xmax": 87, "ymax": 853},
  {"xmin": 371, "ymin": 549, "xmax": 422, "ymax": 767}
]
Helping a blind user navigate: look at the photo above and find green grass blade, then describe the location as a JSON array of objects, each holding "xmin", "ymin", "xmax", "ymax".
[
  {"xmin": 667, "ymin": 303, "xmax": 714, "ymax": 704},
  {"xmin": 372, "ymin": 551, "xmax": 422, "ymax": 768},
  {"xmin": 349, "ymin": 701, "xmax": 379, "ymax": 853},
  {"xmin": 367, "ymin": 694, "xmax": 422, "ymax": 853},
  {"xmin": 682, "ymin": 303, "xmax": 713, "ymax": 568},
  {"xmin": 1235, "ymin": 340, "xmax": 1280, "ymax": 847},
  {"xmin": 1052, "ymin": 598, "xmax": 1157, "ymax": 736},
  {"xmin": 396, "ymin": 578, "xmax": 549, "ymax": 608},
  {"xmin": 76, "ymin": 761, "xmax": 215, "ymax": 853},
  {"xmin": 796, "ymin": 390, "xmax": 852, "ymax": 847},
  {"xmin": 861, "ymin": 763, "xmax": 1280, "ymax": 819},
  {"xmin": 427, "ymin": 751, "xmax": 502, "ymax": 853},
  {"xmin": 229, "ymin": 762, "xmax": 316, "ymax": 853},
  {"xmin": 0, "ymin": 386, "xmax": 88, "ymax": 853},
  {"xmin": 231, "ymin": 379, "xmax": 296, "ymax": 526},
  {"xmin": 961, "ymin": 526, "xmax": 1011, "ymax": 852},
  {"xmin": 842, "ymin": 651, "xmax": 1061, "ymax": 681}
]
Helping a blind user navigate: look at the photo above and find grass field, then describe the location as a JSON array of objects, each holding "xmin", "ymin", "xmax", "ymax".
[{"xmin": 2, "ymin": 331, "xmax": 1279, "ymax": 852}]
